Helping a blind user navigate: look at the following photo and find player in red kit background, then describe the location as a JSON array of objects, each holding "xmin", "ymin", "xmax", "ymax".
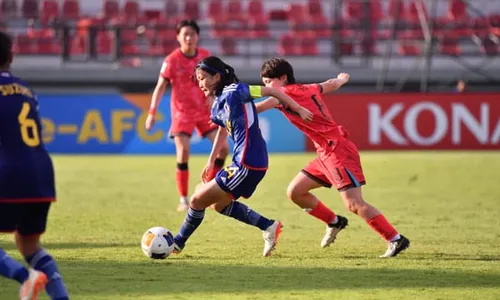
[
  {"xmin": 256, "ymin": 57, "xmax": 410, "ymax": 258},
  {"xmin": 146, "ymin": 20, "xmax": 228, "ymax": 212}
]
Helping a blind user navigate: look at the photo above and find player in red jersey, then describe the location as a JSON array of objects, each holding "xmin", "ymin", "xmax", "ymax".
[
  {"xmin": 256, "ymin": 57, "xmax": 410, "ymax": 258},
  {"xmin": 145, "ymin": 20, "xmax": 229, "ymax": 212}
]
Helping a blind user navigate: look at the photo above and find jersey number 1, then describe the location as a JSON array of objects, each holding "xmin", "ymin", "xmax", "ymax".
[{"xmin": 18, "ymin": 102, "xmax": 40, "ymax": 147}]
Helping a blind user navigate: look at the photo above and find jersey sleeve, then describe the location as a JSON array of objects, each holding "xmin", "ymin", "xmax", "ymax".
[{"xmin": 159, "ymin": 55, "xmax": 173, "ymax": 79}]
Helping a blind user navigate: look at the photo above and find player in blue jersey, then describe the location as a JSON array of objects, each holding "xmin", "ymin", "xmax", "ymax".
[
  {"xmin": 0, "ymin": 32, "xmax": 69, "ymax": 300},
  {"xmin": 172, "ymin": 56, "xmax": 313, "ymax": 256}
]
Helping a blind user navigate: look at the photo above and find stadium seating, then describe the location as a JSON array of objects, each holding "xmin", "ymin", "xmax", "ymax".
[{"xmin": 2, "ymin": 0, "xmax": 498, "ymax": 59}]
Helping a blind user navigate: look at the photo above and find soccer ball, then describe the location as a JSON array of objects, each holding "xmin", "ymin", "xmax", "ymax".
[{"xmin": 141, "ymin": 227, "xmax": 175, "ymax": 259}]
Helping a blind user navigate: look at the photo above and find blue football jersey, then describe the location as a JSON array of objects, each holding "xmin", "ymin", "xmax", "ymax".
[
  {"xmin": 211, "ymin": 83, "xmax": 268, "ymax": 170},
  {"xmin": 0, "ymin": 71, "xmax": 55, "ymax": 201}
]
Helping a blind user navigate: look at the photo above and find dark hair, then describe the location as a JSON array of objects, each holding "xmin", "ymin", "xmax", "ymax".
[
  {"xmin": 260, "ymin": 57, "xmax": 296, "ymax": 84},
  {"xmin": 0, "ymin": 31, "xmax": 12, "ymax": 67},
  {"xmin": 195, "ymin": 56, "xmax": 239, "ymax": 96},
  {"xmin": 176, "ymin": 19, "xmax": 200, "ymax": 35}
]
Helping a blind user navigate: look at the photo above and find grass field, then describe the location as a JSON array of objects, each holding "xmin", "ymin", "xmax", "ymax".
[{"xmin": 1, "ymin": 152, "xmax": 500, "ymax": 299}]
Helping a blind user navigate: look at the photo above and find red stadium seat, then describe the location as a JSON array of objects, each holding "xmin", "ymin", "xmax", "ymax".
[
  {"xmin": 15, "ymin": 34, "xmax": 36, "ymax": 54},
  {"xmin": 123, "ymin": 1, "xmax": 140, "ymax": 21},
  {"xmin": 122, "ymin": 43, "xmax": 139, "ymax": 55},
  {"xmin": 407, "ymin": 0, "xmax": 429, "ymax": 24},
  {"xmin": 22, "ymin": 0, "xmax": 39, "ymax": 19},
  {"xmin": 96, "ymin": 32, "xmax": 113, "ymax": 55},
  {"xmin": 398, "ymin": 42, "xmax": 421, "ymax": 55},
  {"xmin": 439, "ymin": 38, "xmax": 460, "ymax": 56},
  {"xmin": 164, "ymin": 0, "xmax": 179, "ymax": 18},
  {"xmin": 448, "ymin": 0, "xmax": 467, "ymax": 21},
  {"xmin": 103, "ymin": 0, "xmax": 119, "ymax": 19},
  {"xmin": 307, "ymin": 0, "xmax": 323, "ymax": 18},
  {"xmin": 481, "ymin": 38, "xmax": 499, "ymax": 56},
  {"xmin": 278, "ymin": 34, "xmax": 299, "ymax": 56},
  {"xmin": 147, "ymin": 38, "xmax": 176, "ymax": 56},
  {"xmin": 388, "ymin": 0, "xmax": 405, "ymax": 20},
  {"xmin": 70, "ymin": 35, "xmax": 86, "ymax": 55},
  {"xmin": 287, "ymin": 3, "xmax": 307, "ymax": 22},
  {"xmin": 227, "ymin": 0, "xmax": 244, "ymax": 22},
  {"xmin": 62, "ymin": 0, "xmax": 79, "ymax": 19},
  {"xmin": 154, "ymin": 18, "xmax": 177, "ymax": 40},
  {"xmin": 220, "ymin": 38, "xmax": 237, "ymax": 55},
  {"xmin": 1, "ymin": 0, "xmax": 18, "ymax": 18},
  {"xmin": 471, "ymin": 17, "xmax": 490, "ymax": 38},
  {"xmin": 248, "ymin": 0, "xmax": 264, "ymax": 20},
  {"xmin": 344, "ymin": 0, "xmax": 363, "ymax": 20},
  {"xmin": 208, "ymin": 0, "xmax": 224, "ymax": 23},
  {"xmin": 41, "ymin": 0, "xmax": 59, "ymax": 24},
  {"xmin": 299, "ymin": 37, "xmax": 318, "ymax": 55},
  {"xmin": 27, "ymin": 27, "xmax": 54, "ymax": 38},
  {"xmin": 37, "ymin": 38, "xmax": 61, "ymax": 54},
  {"xmin": 183, "ymin": 0, "xmax": 200, "ymax": 20},
  {"xmin": 248, "ymin": 16, "xmax": 270, "ymax": 39}
]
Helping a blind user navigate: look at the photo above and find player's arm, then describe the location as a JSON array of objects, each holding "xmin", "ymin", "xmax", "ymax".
[
  {"xmin": 149, "ymin": 75, "xmax": 169, "ymax": 114},
  {"xmin": 319, "ymin": 73, "xmax": 350, "ymax": 94},
  {"xmin": 203, "ymin": 126, "xmax": 227, "ymax": 182},
  {"xmin": 257, "ymin": 86, "xmax": 313, "ymax": 121},
  {"xmin": 255, "ymin": 97, "xmax": 279, "ymax": 113}
]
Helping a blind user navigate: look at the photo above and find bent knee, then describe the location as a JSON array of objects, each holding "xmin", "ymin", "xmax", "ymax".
[
  {"xmin": 287, "ymin": 184, "xmax": 305, "ymax": 201},
  {"xmin": 342, "ymin": 194, "xmax": 366, "ymax": 213}
]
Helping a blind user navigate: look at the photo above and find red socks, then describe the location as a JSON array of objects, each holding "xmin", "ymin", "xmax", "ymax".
[
  {"xmin": 176, "ymin": 163, "xmax": 189, "ymax": 198},
  {"xmin": 368, "ymin": 214, "xmax": 399, "ymax": 241},
  {"xmin": 308, "ymin": 201, "xmax": 337, "ymax": 224}
]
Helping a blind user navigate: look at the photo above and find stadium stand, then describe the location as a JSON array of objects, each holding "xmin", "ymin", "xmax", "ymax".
[{"xmin": 1, "ymin": 0, "xmax": 498, "ymax": 59}]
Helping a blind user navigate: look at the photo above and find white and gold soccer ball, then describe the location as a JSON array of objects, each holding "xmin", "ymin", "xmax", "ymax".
[{"xmin": 141, "ymin": 227, "xmax": 175, "ymax": 259}]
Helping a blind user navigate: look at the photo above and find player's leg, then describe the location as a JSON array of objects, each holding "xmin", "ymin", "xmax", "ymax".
[
  {"xmin": 211, "ymin": 165, "xmax": 282, "ymax": 256},
  {"xmin": 289, "ymin": 159, "xmax": 348, "ymax": 247},
  {"xmin": 16, "ymin": 202, "xmax": 69, "ymax": 300},
  {"xmin": 172, "ymin": 133, "xmax": 192, "ymax": 212},
  {"xmin": 0, "ymin": 204, "xmax": 31, "ymax": 286},
  {"xmin": 197, "ymin": 120, "xmax": 229, "ymax": 181},
  {"xmin": 173, "ymin": 179, "xmax": 231, "ymax": 252},
  {"xmin": 334, "ymin": 141, "xmax": 409, "ymax": 257}
]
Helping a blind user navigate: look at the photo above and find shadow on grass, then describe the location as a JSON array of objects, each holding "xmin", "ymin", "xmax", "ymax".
[
  {"xmin": 0, "ymin": 242, "xmax": 138, "ymax": 250},
  {"xmin": 52, "ymin": 259, "xmax": 500, "ymax": 296}
]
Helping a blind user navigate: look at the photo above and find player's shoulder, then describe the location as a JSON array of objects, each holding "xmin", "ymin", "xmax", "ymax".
[
  {"xmin": 197, "ymin": 48, "xmax": 211, "ymax": 58},
  {"xmin": 224, "ymin": 82, "xmax": 248, "ymax": 95},
  {"xmin": 165, "ymin": 48, "xmax": 182, "ymax": 61}
]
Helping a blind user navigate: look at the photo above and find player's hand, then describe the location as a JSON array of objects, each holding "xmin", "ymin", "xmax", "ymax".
[
  {"xmin": 145, "ymin": 113, "xmax": 155, "ymax": 131},
  {"xmin": 337, "ymin": 73, "xmax": 350, "ymax": 84},
  {"xmin": 298, "ymin": 107, "xmax": 313, "ymax": 122},
  {"xmin": 201, "ymin": 161, "xmax": 215, "ymax": 183}
]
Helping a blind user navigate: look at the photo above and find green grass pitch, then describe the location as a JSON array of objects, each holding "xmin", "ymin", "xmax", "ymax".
[{"xmin": 1, "ymin": 152, "xmax": 500, "ymax": 299}]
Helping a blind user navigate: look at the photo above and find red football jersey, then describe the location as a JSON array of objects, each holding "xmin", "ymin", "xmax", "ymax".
[
  {"xmin": 278, "ymin": 84, "xmax": 348, "ymax": 155},
  {"xmin": 160, "ymin": 48, "xmax": 211, "ymax": 119}
]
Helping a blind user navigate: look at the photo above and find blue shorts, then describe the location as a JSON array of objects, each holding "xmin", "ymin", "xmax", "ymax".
[
  {"xmin": 0, "ymin": 203, "xmax": 51, "ymax": 235},
  {"xmin": 215, "ymin": 162, "xmax": 267, "ymax": 200},
  {"xmin": 0, "ymin": 165, "xmax": 55, "ymax": 201}
]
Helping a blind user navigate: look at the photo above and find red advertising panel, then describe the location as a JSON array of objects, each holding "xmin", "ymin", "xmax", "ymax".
[{"xmin": 306, "ymin": 93, "xmax": 500, "ymax": 150}]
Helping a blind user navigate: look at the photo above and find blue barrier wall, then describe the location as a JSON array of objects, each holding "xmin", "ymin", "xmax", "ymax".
[{"xmin": 38, "ymin": 93, "xmax": 305, "ymax": 154}]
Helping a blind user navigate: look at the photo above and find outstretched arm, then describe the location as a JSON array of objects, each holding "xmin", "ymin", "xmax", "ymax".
[
  {"xmin": 260, "ymin": 86, "xmax": 313, "ymax": 122},
  {"xmin": 255, "ymin": 97, "xmax": 279, "ymax": 113},
  {"xmin": 319, "ymin": 73, "xmax": 350, "ymax": 94}
]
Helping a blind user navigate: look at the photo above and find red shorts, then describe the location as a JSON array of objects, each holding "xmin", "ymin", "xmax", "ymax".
[
  {"xmin": 302, "ymin": 140, "xmax": 366, "ymax": 191},
  {"xmin": 169, "ymin": 114, "xmax": 217, "ymax": 139}
]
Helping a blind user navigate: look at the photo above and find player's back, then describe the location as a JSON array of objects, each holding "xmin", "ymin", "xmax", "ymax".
[
  {"xmin": 0, "ymin": 71, "xmax": 55, "ymax": 200},
  {"xmin": 280, "ymin": 84, "xmax": 346, "ymax": 153}
]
